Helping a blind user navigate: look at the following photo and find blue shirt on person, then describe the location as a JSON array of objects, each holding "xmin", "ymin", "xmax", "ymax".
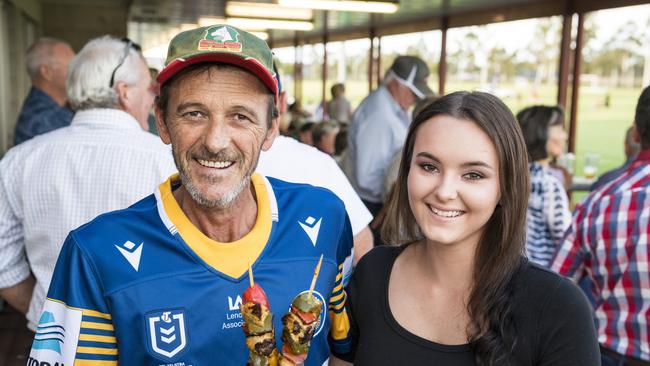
[
  {"xmin": 14, "ymin": 86, "xmax": 73, "ymax": 145},
  {"xmin": 347, "ymin": 86, "xmax": 410, "ymax": 204}
]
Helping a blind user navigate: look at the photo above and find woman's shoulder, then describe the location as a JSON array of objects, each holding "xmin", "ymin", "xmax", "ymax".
[
  {"xmin": 517, "ymin": 261, "xmax": 576, "ymax": 294},
  {"xmin": 351, "ymin": 245, "xmax": 405, "ymax": 283},
  {"xmin": 358, "ymin": 245, "xmax": 404, "ymax": 267},
  {"xmin": 514, "ymin": 260, "xmax": 590, "ymax": 316},
  {"xmin": 513, "ymin": 261, "xmax": 599, "ymax": 363}
]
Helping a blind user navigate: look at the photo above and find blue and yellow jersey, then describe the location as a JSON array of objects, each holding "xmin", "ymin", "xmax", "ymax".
[{"xmin": 28, "ymin": 173, "xmax": 353, "ymax": 366}]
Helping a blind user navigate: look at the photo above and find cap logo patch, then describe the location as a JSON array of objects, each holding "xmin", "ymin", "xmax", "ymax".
[{"xmin": 198, "ymin": 26, "xmax": 242, "ymax": 53}]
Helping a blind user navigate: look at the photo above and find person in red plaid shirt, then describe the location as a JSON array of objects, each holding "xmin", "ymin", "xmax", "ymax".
[{"xmin": 551, "ymin": 85, "xmax": 650, "ymax": 366}]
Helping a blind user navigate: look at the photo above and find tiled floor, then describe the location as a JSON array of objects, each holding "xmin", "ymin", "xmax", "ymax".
[{"xmin": 0, "ymin": 306, "xmax": 33, "ymax": 366}]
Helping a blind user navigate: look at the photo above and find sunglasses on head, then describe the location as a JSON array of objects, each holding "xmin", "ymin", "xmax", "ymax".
[{"xmin": 109, "ymin": 37, "xmax": 143, "ymax": 88}]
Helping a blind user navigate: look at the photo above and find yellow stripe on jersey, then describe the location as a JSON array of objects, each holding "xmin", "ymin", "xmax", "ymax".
[
  {"xmin": 81, "ymin": 321, "xmax": 114, "ymax": 331},
  {"xmin": 329, "ymin": 309, "xmax": 351, "ymax": 340},
  {"xmin": 76, "ymin": 347, "xmax": 118, "ymax": 355},
  {"xmin": 74, "ymin": 360, "xmax": 118, "ymax": 366},
  {"xmin": 82, "ymin": 309, "xmax": 112, "ymax": 320},
  {"xmin": 329, "ymin": 263, "xmax": 345, "ymax": 311},
  {"xmin": 79, "ymin": 334, "xmax": 117, "ymax": 343},
  {"xmin": 159, "ymin": 173, "xmax": 272, "ymax": 279},
  {"xmin": 330, "ymin": 291, "xmax": 345, "ymax": 306}
]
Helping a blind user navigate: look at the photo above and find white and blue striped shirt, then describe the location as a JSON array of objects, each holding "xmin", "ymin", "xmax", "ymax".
[{"xmin": 525, "ymin": 162, "xmax": 572, "ymax": 267}]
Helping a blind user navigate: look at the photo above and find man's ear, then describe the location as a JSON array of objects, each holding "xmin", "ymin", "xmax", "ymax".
[
  {"xmin": 115, "ymin": 81, "xmax": 130, "ymax": 108},
  {"xmin": 155, "ymin": 104, "xmax": 172, "ymax": 145},
  {"xmin": 632, "ymin": 122, "xmax": 641, "ymax": 144},
  {"xmin": 279, "ymin": 91, "xmax": 288, "ymax": 114},
  {"xmin": 39, "ymin": 65, "xmax": 52, "ymax": 82},
  {"xmin": 262, "ymin": 116, "xmax": 279, "ymax": 152}
]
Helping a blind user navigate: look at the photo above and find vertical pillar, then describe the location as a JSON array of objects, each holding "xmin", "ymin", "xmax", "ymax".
[
  {"xmin": 568, "ymin": 13, "xmax": 584, "ymax": 153},
  {"xmin": 293, "ymin": 34, "xmax": 303, "ymax": 101},
  {"xmin": 322, "ymin": 11, "xmax": 329, "ymax": 109},
  {"xmin": 557, "ymin": 12, "xmax": 573, "ymax": 108},
  {"xmin": 439, "ymin": 16, "xmax": 448, "ymax": 95},
  {"xmin": 376, "ymin": 36, "xmax": 382, "ymax": 86},
  {"xmin": 368, "ymin": 30, "xmax": 375, "ymax": 93}
]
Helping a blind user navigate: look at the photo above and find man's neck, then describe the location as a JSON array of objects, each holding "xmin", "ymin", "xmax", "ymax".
[
  {"xmin": 32, "ymin": 81, "xmax": 66, "ymax": 107},
  {"xmin": 173, "ymin": 183, "xmax": 258, "ymax": 243}
]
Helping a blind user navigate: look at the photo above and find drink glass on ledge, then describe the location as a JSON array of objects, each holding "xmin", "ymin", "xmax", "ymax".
[{"xmin": 583, "ymin": 153, "xmax": 599, "ymax": 179}]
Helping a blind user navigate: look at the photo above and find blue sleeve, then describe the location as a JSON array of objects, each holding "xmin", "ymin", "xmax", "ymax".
[
  {"xmin": 352, "ymin": 113, "xmax": 405, "ymax": 200},
  {"xmin": 28, "ymin": 233, "xmax": 119, "ymax": 366}
]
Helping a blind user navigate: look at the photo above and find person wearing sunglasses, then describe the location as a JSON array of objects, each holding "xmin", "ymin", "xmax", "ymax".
[{"xmin": 0, "ymin": 36, "xmax": 176, "ymax": 341}]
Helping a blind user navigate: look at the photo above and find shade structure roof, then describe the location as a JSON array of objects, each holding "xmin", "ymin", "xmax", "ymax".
[{"xmin": 127, "ymin": 0, "xmax": 648, "ymax": 48}]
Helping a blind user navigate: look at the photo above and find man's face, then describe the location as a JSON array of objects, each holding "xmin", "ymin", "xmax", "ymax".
[
  {"xmin": 51, "ymin": 43, "xmax": 75, "ymax": 95},
  {"xmin": 316, "ymin": 130, "xmax": 338, "ymax": 156},
  {"xmin": 157, "ymin": 66, "xmax": 277, "ymax": 208},
  {"xmin": 391, "ymin": 80, "xmax": 418, "ymax": 111}
]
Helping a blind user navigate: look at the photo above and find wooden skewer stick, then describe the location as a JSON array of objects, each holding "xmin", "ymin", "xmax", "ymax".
[
  {"xmin": 248, "ymin": 260, "xmax": 254, "ymax": 288},
  {"xmin": 308, "ymin": 255, "xmax": 324, "ymax": 297}
]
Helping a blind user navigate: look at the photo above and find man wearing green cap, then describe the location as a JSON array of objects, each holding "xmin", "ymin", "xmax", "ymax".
[{"xmin": 28, "ymin": 25, "xmax": 353, "ymax": 366}]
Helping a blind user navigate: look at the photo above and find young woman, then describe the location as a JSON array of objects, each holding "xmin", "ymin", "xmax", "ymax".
[
  {"xmin": 329, "ymin": 92, "xmax": 599, "ymax": 365},
  {"xmin": 516, "ymin": 106, "xmax": 572, "ymax": 267}
]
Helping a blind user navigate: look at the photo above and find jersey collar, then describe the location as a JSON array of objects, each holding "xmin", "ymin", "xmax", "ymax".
[{"xmin": 154, "ymin": 173, "xmax": 278, "ymax": 279}]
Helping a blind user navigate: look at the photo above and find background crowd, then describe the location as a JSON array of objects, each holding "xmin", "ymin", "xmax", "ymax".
[{"xmin": 0, "ymin": 27, "xmax": 648, "ymax": 366}]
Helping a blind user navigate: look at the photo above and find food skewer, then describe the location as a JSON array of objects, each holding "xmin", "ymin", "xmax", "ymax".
[
  {"xmin": 279, "ymin": 255, "xmax": 325, "ymax": 366},
  {"xmin": 308, "ymin": 255, "xmax": 323, "ymax": 297},
  {"xmin": 241, "ymin": 263, "xmax": 279, "ymax": 366},
  {"xmin": 248, "ymin": 260, "xmax": 255, "ymax": 288}
]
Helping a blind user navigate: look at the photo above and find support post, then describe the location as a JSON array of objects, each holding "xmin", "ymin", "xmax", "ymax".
[
  {"xmin": 368, "ymin": 29, "xmax": 375, "ymax": 93},
  {"xmin": 322, "ymin": 11, "xmax": 329, "ymax": 111},
  {"xmin": 439, "ymin": 16, "xmax": 448, "ymax": 95},
  {"xmin": 557, "ymin": 10, "xmax": 573, "ymax": 108},
  {"xmin": 293, "ymin": 33, "xmax": 303, "ymax": 101},
  {"xmin": 568, "ymin": 13, "xmax": 584, "ymax": 154},
  {"xmin": 376, "ymin": 36, "xmax": 382, "ymax": 86}
]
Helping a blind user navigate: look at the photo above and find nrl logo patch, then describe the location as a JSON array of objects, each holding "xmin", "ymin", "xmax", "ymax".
[
  {"xmin": 146, "ymin": 309, "xmax": 188, "ymax": 360},
  {"xmin": 198, "ymin": 25, "xmax": 243, "ymax": 53}
]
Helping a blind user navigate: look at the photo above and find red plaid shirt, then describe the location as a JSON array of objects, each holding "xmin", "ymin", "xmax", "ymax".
[{"xmin": 551, "ymin": 149, "xmax": 650, "ymax": 361}]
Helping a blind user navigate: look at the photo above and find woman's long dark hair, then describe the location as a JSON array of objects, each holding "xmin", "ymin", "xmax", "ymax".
[{"xmin": 381, "ymin": 91, "xmax": 530, "ymax": 365}]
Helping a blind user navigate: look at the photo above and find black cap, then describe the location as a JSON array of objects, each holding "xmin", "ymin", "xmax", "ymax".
[{"xmin": 387, "ymin": 56, "xmax": 434, "ymax": 99}]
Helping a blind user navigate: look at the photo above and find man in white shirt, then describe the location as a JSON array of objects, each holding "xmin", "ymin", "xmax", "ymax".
[
  {"xmin": 347, "ymin": 56, "xmax": 432, "ymax": 215},
  {"xmin": 257, "ymin": 68, "xmax": 373, "ymax": 264},
  {"xmin": 0, "ymin": 36, "xmax": 176, "ymax": 330}
]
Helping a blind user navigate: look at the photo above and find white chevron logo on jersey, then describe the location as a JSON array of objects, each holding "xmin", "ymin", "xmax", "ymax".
[
  {"xmin": 299, "ymin": 216, "xmax": 322, "ymax": 247},
  {"xmin": 115, "ymin": 240, "xmax": 144, "ymax": 271}
]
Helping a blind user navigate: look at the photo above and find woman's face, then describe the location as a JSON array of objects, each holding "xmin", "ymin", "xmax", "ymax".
[
  {"xmin": 407, "ymin": 115, "xmax": 501, "ymax": 251},
  {"xmin": 546, "ymin": 124, "xmax": 567, "ymax": 158}
]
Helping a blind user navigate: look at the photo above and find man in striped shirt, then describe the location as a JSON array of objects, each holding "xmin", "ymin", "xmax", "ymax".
[{"xmin": 551, "ymin": 85, "xmax": 650, "ymax": 366}]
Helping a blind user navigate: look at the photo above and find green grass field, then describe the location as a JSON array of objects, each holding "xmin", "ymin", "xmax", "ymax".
[{"xmin": 296, "ymin": 78, "xmax": 636, "ymax": 184}]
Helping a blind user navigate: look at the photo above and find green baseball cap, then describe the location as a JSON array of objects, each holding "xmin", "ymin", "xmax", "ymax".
[{"xmin": 157, "ymin": 24, "xmax": 278, "ymax": 101}]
